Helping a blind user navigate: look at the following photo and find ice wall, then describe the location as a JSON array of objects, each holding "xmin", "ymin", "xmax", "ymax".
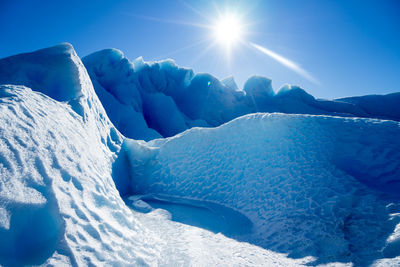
[{"xmin": 83, "ymin": 49, "xmax": 400, "ymax": 141}]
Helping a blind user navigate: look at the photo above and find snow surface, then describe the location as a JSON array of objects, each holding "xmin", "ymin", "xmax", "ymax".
[
  {"xmin": 1, "ymin": 43, "xmax": 400, "ymax": 266},
  {"xmin": 0, "ymin": 44, "xmax": 317, "ymax": 266},
  {"xmin": 119, "ymin": 113, "xmax": 400, "ymax": 266},
  {"xmin": 83, "ymin": 49, "xmax": 400, "ymax": 141},
  {"xmin": 0, "ymin": 85, "xmax": 308, "ymax": 267}
]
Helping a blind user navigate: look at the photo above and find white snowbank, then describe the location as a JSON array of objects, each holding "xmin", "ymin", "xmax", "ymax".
[
  {"xmin": 0, "ymin": 43, "xmax": 160, "ymax": 265},
  {"xmin": 0, "ymin": 85, "xmax": 159, "ymax": 265}
]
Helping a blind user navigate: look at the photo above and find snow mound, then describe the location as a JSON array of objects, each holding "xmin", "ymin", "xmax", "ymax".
[
  {"xmin": 0, "ymin": 43, "xmax": 119, "ymax": 147},
  {"xmin": 0, "ymin": 85, "xmax": 157, "ymax": 265},
  {"xmin": 0, "ymin": 44, "xmax": 154, "ymax": 265},
  {"xmin": 83, "ymin": 49, "xmax": 400, "ymax": 141},
  {"xmin": 0, "ymin": 43, "xmax": 81, "ymax": 102},
  {"xmin": 0, "ymin": 43, "xmax": 90, "ymax": 117},
  {"xmin": 120, "ymin": 113, "xmax": 400, "ymax": 266}
]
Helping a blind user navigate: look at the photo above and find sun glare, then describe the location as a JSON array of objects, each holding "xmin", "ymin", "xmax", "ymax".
[{"xmin": 213, "ymin": 14, "xmax": 242, "ymax": 46}]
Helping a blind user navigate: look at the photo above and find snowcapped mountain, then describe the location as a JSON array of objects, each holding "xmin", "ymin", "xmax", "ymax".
[{"xmin": 1, "ymin": 43, "xmax": 400, "ymax": 266}]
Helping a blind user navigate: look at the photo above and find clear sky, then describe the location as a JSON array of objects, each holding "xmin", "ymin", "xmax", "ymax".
[{"xmin": 0, "ymin": 0, "xmax": 399, "ymax": 99}]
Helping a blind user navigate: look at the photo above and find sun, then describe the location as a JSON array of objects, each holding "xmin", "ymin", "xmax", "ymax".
[{"xmin": 213, "ymin": 14, "xmax": 243, "ymax": 46}]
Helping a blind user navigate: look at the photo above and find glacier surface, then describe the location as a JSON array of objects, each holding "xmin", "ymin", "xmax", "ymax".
[
  {"xmin": 119, "ymin": 113, "xmax": 400, "ymax": 266},
  {"xmin": 83, "ymin": 48, "xmax": 400, "ymax": 141},
  {"xmin": 0, "ymin": 43, "xmax": 400, "ymax": 266}
]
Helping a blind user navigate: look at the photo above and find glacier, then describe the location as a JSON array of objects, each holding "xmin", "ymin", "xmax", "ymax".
[
  {"xmin": 83, "ymin": 48, "xmax": 400, "ymax": 141},
  {"xmin": 0, "ymin": 43, "xmax": 400, "ymax": 266}
]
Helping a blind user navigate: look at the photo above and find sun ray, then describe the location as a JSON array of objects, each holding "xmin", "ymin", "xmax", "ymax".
[
  {"xmin": 128, "ymin": 14, "xmax": 211, "ymax": 29},
  {"xmin": 189, "ymin": 41, "xmax": 218, "ymax": 66},
  {"xmin": 249, "ymin": 42, "xmax": 320, "ymax": 84},
  {"xmin": 179, "ymin": 0, "xmax": 214, "ymax": 22},
  {"xmin": 154, "ymin": 38, "xmax": 212, "ymax": 61},
  {"xmin": 129, "ymin": 1, "xmax": 319, "ymax": 84}
]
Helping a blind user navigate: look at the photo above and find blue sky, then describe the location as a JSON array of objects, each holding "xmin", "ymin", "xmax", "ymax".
[{"xmin": 0, "ymin": 0, "xmax": 399, "ymax": 99}]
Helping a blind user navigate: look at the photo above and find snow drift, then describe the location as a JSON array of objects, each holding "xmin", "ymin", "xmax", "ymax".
[
  {"xmin": 83, "ymin": 49, "xmax": 400, "ymax": 141},
  {"xmin": 0, "ymin": 44, "xmax": 159, "ymax": 265},
  {"xmin": 118, "ymin": 113, "xmax": 400, "ymax": 266}
]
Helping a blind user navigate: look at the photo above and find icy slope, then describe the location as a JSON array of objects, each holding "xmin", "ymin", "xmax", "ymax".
[
  {"xmin": 120, "ymin": 113, "xmax": 400, "ymax": 266},
  {"xmin": 0, "ymin": 44, "xmax": 159, "ymax": 265},
  {"xmin": 83, "ymin": 49, "xmax": 400, "ymax": 141},
  {"xmin": 0, "ymin": 85, "xmax": 161, "ymax": 265},
  {"xmin": 0, "ymin": 44, "xmax": 311, "ymax": 266},
  {"xmin": 0, "ymin": 43, "xmax": 90, "ymax": 118}
]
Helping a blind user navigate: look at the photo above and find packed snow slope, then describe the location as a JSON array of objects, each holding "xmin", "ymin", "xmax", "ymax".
[
  {"xmin": 0, "ymin": 44, "xmax": 314, "ymax": 266},
  {"xmin": 0, "ymin": 43, "xmax": 159, "ymax": 265},
  {"xmin": 83, "ymin": 48, "xmax": 400, "ymax": 140},
  {"xmin": 118, "ymin": 113, "xmax": 400, "ymax": 266}
]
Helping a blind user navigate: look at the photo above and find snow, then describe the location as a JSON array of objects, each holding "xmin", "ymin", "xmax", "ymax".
[
  {"xmin": 0, "ymin": 44, "xmax": 315, "ymax": 266},
  {"xmin": 1, "ymin": 43, "xmax": 400, "ymax": 266},
  {"xmin": 121, "ymin": 113, "xmax": 400, "ymax": 266},
  {"xmin": 0, "ymin": 85, "xmax": 308, "ymax": 266},
  {"xmin": 82, "ymin": 49, "xmax": 191, "ymax": 140},
  {"xmin": 0, "ymin": 43, "xmax": 89, "ymax": 117},
  {"xmin": 338, "ymin": 92, "xmax": 400, "ymax": 119},
  {"xmin": 0, "ymin": 45, "xmax": 155, "ymax": 265},
  {"xmin": 84, "ymin": 49, "xmax": 400, "ymax": 141},
  {"xmin": 126, "ymin": 194, "xmax": 254, "ymax": 238}
]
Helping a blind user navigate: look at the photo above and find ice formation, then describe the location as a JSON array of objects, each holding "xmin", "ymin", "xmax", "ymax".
[
  {"xmin": 1, "ymin": 43, "xmax": 400, "ymax": 266},
  {"xmin": 0, "ymin": 44, "xmax": 310, "ymax": 266},
  {"xmin": 83, "ymin": 49, "xmax": 400, "ymax": 141}
]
